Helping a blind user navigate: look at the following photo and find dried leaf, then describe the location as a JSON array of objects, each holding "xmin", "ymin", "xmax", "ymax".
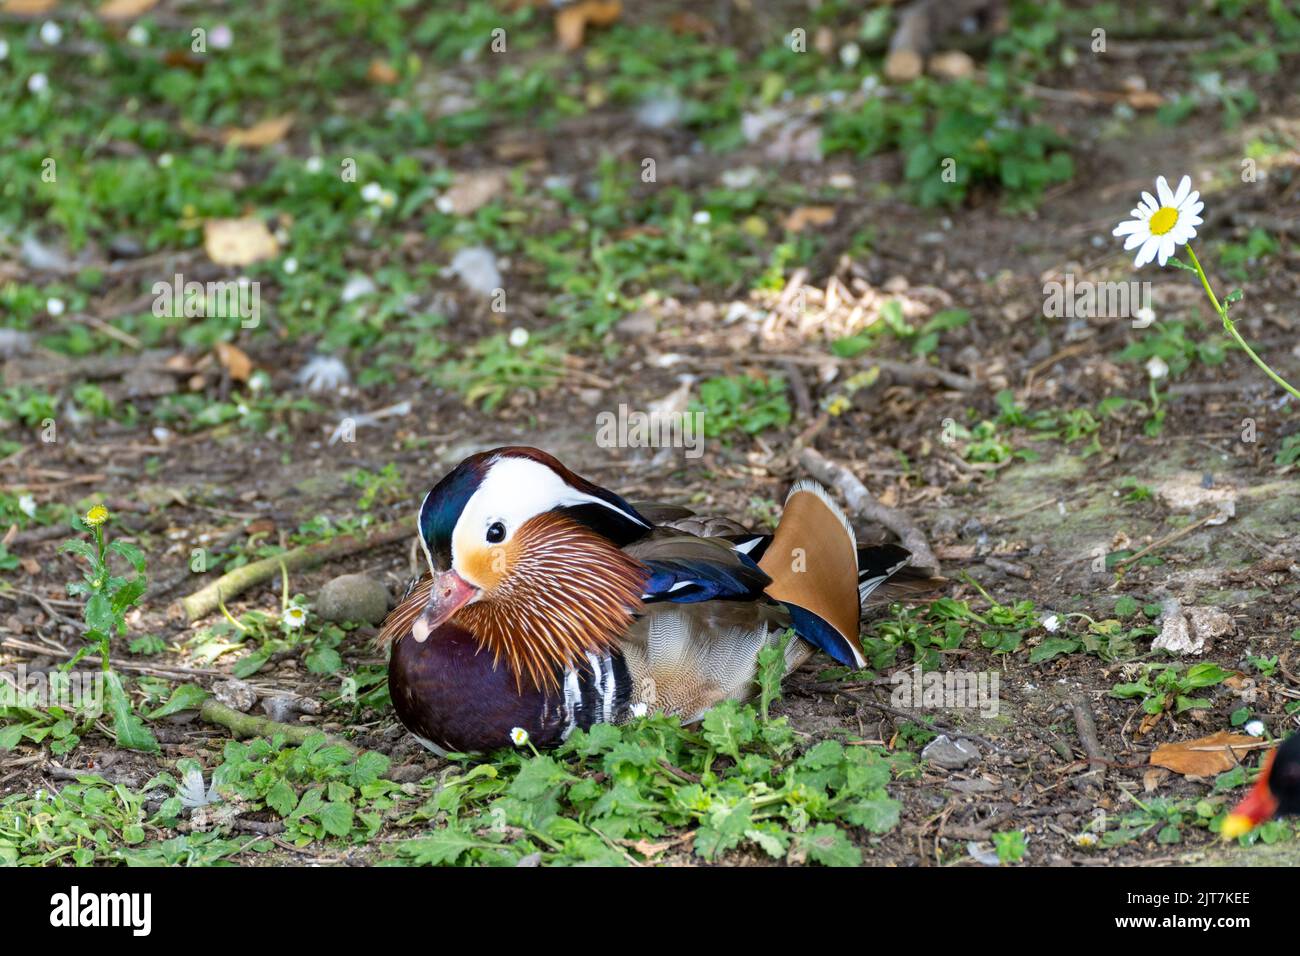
[
  {"xmin": 783, "ymin": 205, "xmax": 836, "ymax": 233},
  {"xmin": 627, "ymin": 838, "xmax": 672, "ymax": 859},
  {"xmin": 1126, "ymin": 90, "xmax": 1164, "ymax": 110},
  {"xmin": 668, "ymin": 12, "xmax": 713, "ymax": 36},
  {"xmin": 442, "ymin": 170, "xmax": 507, "ymax": 216},
  {"xmin": 1142, "ymin": 767, "xmax": 1168, "ymax": 793},
  {"xmin": 613, "ymin": 224, "xmax": 664, "ymax": 240},
  {"xmin": 222, "ymin": 115, "xmax": 294, "ymax": 149},
  {"xmin": 1149, "ymin": 732, "xmax": 1264, "ymax": 777},
  {"xmin": 555, "ymin": 0, "xmax": 621, "ymax": 51},
  {"xmin": 136, "ymin": 484, "xmax": 189, "ymax": 509},
  {"xmin": 884, "ymin": 49, "xmax": 923, "ymax": 83},
  {"xmin": 98, "ymin": 0, "xmax": 159, "ymax": 19},
  {"xmin": 928, "ymin": 50, "xmax": 975, "ymax": 80},
  {"xmin": 2, "ymin": 0, "xmax": 57, "ymax": 14},
  {"xmin": 203, "ymin": 217, "xmax": 279, "ymax": 267},
  {"xmin": 162, "ymin": 49, "xmax": 206, "ymax": 72},
  {"xmin": 934, "ymin": 544, "xmax": 978, "ymax": 561},
  {"xmin": 366, "ymin": 59, "xmax": 398, "ymax": 85},
  {"xmin": 214, "ymin": 342, "xmax": 252, "ymax": 383},
  {"xmin": 493, "ymin": 136, "xmax": 546, "ymax": 163}
]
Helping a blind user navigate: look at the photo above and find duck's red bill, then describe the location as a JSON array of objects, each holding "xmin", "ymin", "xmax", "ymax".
[
  {"xmin": 411, "ymin": 570, "xmax": 478, "ymax": 643},
  {"xmin": 1222, "ymin": 750, "xmax": 1279, "ymax": 839}
]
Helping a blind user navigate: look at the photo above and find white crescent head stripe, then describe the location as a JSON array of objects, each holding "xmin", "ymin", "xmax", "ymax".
[{"xmin": 450, "ymin": 456, "xmax": 646, "ymax": 567}]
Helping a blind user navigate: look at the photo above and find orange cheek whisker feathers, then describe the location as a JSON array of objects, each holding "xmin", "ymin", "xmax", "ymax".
[{"xmin": 453, "ymin": 513, "xmax": 648, "ymax": 694}]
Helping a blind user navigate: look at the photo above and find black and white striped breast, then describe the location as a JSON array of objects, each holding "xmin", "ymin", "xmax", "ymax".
[{"xmin": 546, "ymin": 651, "xmax": 634, "ymax": 739}]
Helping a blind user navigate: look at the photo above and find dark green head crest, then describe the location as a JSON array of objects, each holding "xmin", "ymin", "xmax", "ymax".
[{"xmin": 417, "ymin": 454, "xmax": 491, "ymax": 570}]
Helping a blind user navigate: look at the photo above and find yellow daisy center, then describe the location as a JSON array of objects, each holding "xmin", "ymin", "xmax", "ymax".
[{"xmin": 1149, "ymin": 206, "xmax": 1179, "ymax": 236}]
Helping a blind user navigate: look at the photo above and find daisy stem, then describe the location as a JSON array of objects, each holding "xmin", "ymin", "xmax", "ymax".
[{"xmin": 1185, "ymin": 244, "xmax": 1300, "ymax": 402}]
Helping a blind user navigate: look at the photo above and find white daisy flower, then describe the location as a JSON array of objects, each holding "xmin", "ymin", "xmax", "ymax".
[
  {"xmin": 157, "ymin": 153, "xmax": 173, "ymax": 168},
  {"xmin": 377, "ymin": 189, "xmax": 397, "ymax": 210},
  {"xmin": 210, "ymin": 24, "xmax": 233, "ymax": 50},
  {"xmin": 1146, "ymin": 355, "xmax": 1169, "ymax": 380},
  {"xmin": 1112, "ymin": 175, "xmax": 1204, "ymax": 268},
  {"xmin": 0, "ymin": 39, "xmax": 10, "ymax": 62},
  {"xmin": 508, "ymin": 327, "xmax": 529, "ymax": 348},
  {"xmin": 1245, "ymin": 719, "xmax": 1265, "ymax": 738},
  {"xmin": 692, "ymin": 210, "xmax": 711, "ymax": 225},
  {"xmin": 127, "ymin": 24, "xmax": 149, "ymax": 46},
  {"xmin": 1041, "ymin": 614, "xmax": 1060, "ymax": 633},
  {"xmin": 282, "ymin": 257, "xmax": 298, "ymax": 275},
  {"xmin": 27, "ymin": 73, "xmax": 49, "ymax": 95},
  {"xmin": 839, "ymin": 42, "xmax": 861, "ymax": 68},
  {"xmin": 1133, "ymin": 305, "xmax": 1156, "ymax": 328},
  {"xmin": 1074, "ymin": 832, "xmax": 1099, "ymax": 849},
  {"xmin": 509, "ymin": 727, "xmax": 529, "ymax": 747},
  {"xmin": 18, "ymin": 494, "xmax": 37, "ymax": 518},
  {"xmin": 305, "ymin": 156, "xmax": 323, "ymax": 174},
  {"xmin": 434, "ymin": 195, "xmax": 455, "ymax": 215},
  {"xmin": 46, "ymin": 297, "xmax": 65, "ymax": 317},
  {"xmin": 283, "ymin": 605, "xmax": 307, "ymax": 629},
  {"xmin": 360, "ymin": 182, "xmax": 383, "ymax": 203},
  {"xmin": 39, "ymin": 21, "xmax": 62, "ymax": 46}
]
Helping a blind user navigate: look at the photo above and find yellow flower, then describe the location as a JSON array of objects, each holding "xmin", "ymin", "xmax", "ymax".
[
  {"xmin": 826, "ymin": 395, "xmax": 851, "ymax": 417},
  {"xmin": 83, "ymin": 505, "xmax": 110, "ymax": 527}
]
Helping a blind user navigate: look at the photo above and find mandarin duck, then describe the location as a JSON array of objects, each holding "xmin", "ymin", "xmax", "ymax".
[
  {"xmin": 1221, "ymin": 732, "xmax": 1300, "ymax": 839},
  {"xmin": 379, "ymin": 446, "xmax": 935, "ymax": 755}
]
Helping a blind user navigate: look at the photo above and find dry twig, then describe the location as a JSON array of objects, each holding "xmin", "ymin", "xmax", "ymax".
[
  {"xmin": 180, "ymin": 522, "xmax": 408, "ymax": 620},
  {"xmin": 1071, "ymin": 692, "xmax": 1111, "ymax": 779}
]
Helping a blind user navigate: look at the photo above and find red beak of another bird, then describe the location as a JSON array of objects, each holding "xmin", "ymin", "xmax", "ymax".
[
  {"xmin": 1221, "ymin": 749, "xmax": 1279, "ymax": 840},
  {"xmin": 411, "ymin": 570, "xmax": 479, "ymax": 643}
]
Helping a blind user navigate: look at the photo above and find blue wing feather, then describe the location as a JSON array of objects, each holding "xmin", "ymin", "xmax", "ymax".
[{"xmin": 640, "ymin": 549, "xmax": 771, "ymax": 605}]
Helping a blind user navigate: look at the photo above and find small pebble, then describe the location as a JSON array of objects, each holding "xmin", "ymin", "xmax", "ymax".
[
  {"xmin": 262, "ymin": 695, "xmax": 322, "ymax": 723},
  {"xmin": 922, "ymin": 734, "xmax": 981, "ymax": 770},
  {"xmin": 317, "ymin": 573, "xmax": 391, "ymax": 625},
  {"xmin": 212, "ymin": 678, "xmax": 258, "ymax": 713},
  {"xmin": 449, "ymin": 246, "xmax": 502, "ymax": 297},
  {"xmin": 341, "ymin": 275, "xmax": 377, "ymax": 303}
]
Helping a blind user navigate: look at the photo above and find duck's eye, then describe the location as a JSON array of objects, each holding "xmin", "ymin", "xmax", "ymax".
[{"xmin": 485, "ymin": 521, "xmax": 506, "ymax": 544}]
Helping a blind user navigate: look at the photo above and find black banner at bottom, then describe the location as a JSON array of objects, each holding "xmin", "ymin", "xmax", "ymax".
[{"xmin": 3, "ymin": 863, "xmax": 1280, "ymax": 942}]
